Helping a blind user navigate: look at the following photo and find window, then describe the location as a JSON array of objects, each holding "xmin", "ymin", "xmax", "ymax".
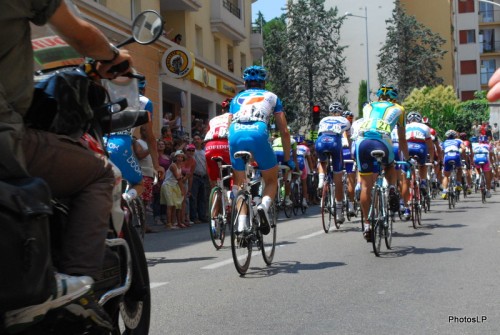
[
  {"xmin": 458, "ymin": 0, "xmax": 475, "ymax": 13},
  {"xmin": 480, "ymin": 29, "xmax": 495, "ymax": 52},
  {"xmin": 195, "ymin": 25, "xmax": 203, "ymax": 57},
  {"xmin": 240, "ymin": 53, "xmax": 247, "ymax": 73},
  {"xmin": 214, "ymin": 38, "xmax": 221, "ymax": 66},
  {"xmin": 223, "ymin": 0, "xmax": 241, "ymax": 19},
  {"xmin": 479, "ymin": 2, "xmax": 494, "ymax": 22},
  {"xmin": 227, "ymin": 45, "xmax": 234, "ymax": 72},
  {"xmin": 459, "ymin": 30, "xmax": 476, "ymax": 44},
  {"xmin": 460, "ymin": 60, "xmax": 477, "ymax": 75},
  {"xmin": 461, "ymin": 91, "xmax": 476, "ymax": 101},
  {"xmin": 481, "ymin": 59, "xmax": 496, "ymax": 85}
]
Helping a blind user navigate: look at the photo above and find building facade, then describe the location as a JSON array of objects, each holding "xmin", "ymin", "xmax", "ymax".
[{"xmin": 73, "ymin": 0, "xmax": 262, "ymax": 137}]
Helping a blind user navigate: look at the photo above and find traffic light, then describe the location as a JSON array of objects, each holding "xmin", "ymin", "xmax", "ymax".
[{"xmin": 312, "ymin": 105, "xmax": 320, "ymax": 125}]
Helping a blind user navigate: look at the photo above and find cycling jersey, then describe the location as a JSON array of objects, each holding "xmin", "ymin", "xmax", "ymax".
[
  {"xmin": 406, "ymin": 122, "xmax": 431, "ymax": 165},
  {"xmin": 354, "ymin": 101, "xmax": 405, "ymax": 174},
  {"xmin": 472, "ymin": 142, "xmax": 492, "ymax": 171},
  {"xmin": 296, "ymin": 143, "xmax": 310, "ymax": 179},
  {"xmin": 441, "ymin": 139, "xmax": 463, "ymax": 172},
  {"xmin": 204, "ymin": 113, "xmax": 231, "ymax": 181},
  {"xmin": 204, "ymin": 113, "xmax": 230, "ymax": 141},
  {"xmin": 318, "ymin": 116, "xmax": 351, "ymax": 136},
  {"xmin": 315, "ymin": 116, "xmax": 351, "ymax": 172},
  {"xmin": 106, "ymin": 95, "xmax": 153, "ymax": 184},
  {"xmin": 228, "ymin": 88, "xmax": 283, "ymax": 171}
]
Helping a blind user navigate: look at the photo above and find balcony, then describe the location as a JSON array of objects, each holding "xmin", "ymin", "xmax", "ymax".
[
  {"xmin": 160, "ymin": 0, "xmax": 201, "ymax": 11},
  {"xmin": 210, "ymin": 0, "xmax": 246, "ymax": 43},
  {"xmin": 250, "ymin": 24, "xmax": 264, "ymax": 60},
  {"xmin": 479, "ymin": 40, "xmax": 500, "ymax": 55},
  {"xmin": 479, "ymin": 9, "xmax": 500, "ymax": 25}
]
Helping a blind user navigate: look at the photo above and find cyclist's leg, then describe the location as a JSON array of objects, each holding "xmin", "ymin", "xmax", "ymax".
[{"xmin": 355, "ymin": 138, "xmax": 381, "ymax": 224}]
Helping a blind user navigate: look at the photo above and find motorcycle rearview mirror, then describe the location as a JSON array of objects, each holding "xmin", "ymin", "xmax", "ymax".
[{"xmin": 116, "ymin": 10, "xmax": 164, "ymax": 48}]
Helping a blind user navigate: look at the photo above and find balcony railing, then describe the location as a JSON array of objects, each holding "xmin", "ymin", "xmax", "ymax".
[
  {"xmin": 480, "ymin": 40, "xmax": 500, "ymax": 53},
  {"xmin": 479, "ymin": 9, "xmax": 500, "ymax": 23},
  {"xmin": 481, "ymin": 70, "xmax": 495, "ymax": 85},
  {"xmin": 223, "ymin": 0, "xmax": 241, "ymax": 19}
]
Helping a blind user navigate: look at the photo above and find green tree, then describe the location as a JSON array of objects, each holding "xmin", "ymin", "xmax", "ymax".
[
  {"xmin": 403, "ymin": 86, "xmax": 489, "ymax": 138},
  {"xmin": 357, "ymin": 80, "xmax": 367, "ymax": 117},
  {"xmin": 377, "ymin": 0, "xmax": 446, "ymax": 99}
]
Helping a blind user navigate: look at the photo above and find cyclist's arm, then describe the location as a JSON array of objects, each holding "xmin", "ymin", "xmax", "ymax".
[
  {"xmin": 425, "ymin": 138, "xmax": 434, "ymax": 163},
  {"xmin": 397, "ymin": 125, "xmax": 409, "ymax": 160},
  {"xmin": 275, "ymin": 112, "xmax": 291, "ymax": 161}
]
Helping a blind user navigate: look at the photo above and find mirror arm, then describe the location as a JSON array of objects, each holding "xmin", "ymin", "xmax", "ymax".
[{"xmin": 116, "ymin": 36, "xmax": 135, "ymax": 49}]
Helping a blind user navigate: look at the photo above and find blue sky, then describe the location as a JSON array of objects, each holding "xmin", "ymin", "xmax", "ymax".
[{"xmin": 252, "ymin": 0, "xmax": 287, "ymax": 22}]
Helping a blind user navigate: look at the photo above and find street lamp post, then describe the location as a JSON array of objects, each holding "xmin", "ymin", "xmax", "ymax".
[{"xmin": 346, "ymin": 6, "xmax": 370, "ymax": 102}]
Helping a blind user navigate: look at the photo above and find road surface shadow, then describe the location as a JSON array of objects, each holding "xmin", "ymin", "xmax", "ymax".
[
  {"xmin": 392, "ymin": 231, "xmax": 432, "ymax": 238},
  {"xmin": 147, "ymin": 256, "xmax": 216, "ymax": 267},
  {"xmin": 240, "ymin": 260, "xmax": 347, "ymax": 278},
  {"xmin": 378, "ymin": 245, "xmax": 462, "ymax": 258}
]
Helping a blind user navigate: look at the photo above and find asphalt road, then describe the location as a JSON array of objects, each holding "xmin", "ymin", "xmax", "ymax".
[{"xmin": 143, "ymin": 191, "xmax": 500, "ymax": 335}]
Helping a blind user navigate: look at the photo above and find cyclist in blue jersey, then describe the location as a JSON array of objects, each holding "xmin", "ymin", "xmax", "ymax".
[
  {"xmin": 355, "ymin": 86, "xmax": 409, "ymax": 240},
  {"xmin": 228, "ymin": 65, "xmax": 294, "ymax": 235},
  {"xmin": 472, "ymin": 135, "xmax": 494, "ymax": 198},
  {"xmin": 315, "ymin": 101, "xmax": 351, "ymax": 223},
  {"xmin": 440, "ymin": 130, "xmax": 465, "ymax": 199}
]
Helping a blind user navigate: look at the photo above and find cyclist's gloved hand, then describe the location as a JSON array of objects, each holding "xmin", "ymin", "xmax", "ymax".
[{"xmin": 286, "ymin": 159, "xmax": 296, "ymax": 170}]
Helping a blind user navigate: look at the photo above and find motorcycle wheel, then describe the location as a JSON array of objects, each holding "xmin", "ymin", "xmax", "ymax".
[{"xmin": 113, "ymin": 221, "xmax": 151, "ymax": 334}]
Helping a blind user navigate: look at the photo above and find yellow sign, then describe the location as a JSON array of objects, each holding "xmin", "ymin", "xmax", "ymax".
[
  {"xmin": 161, "ymin": 46, "xmax": 194, "ymax": 78},
  {"xmin": 217, "ymin": 78, "xmax": 236, "ymax": 95},
  {"xmin": 192, "ymin": 66, "xmax": 217, "ymax": 89}
]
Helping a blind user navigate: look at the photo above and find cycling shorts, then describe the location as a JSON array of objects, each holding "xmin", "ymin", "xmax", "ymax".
[
  {"xmin": 408, "ymin": 141, "xmax": 428, "ymax": 165},
  {"xmin": 297, "ymin": 155, "xmax": 306, "ymax": 170},
  {"xmin": 205, "ymin": 140, "xmax": 231, "ymax": 182},
  {"xmin": 315, "ymin": 134, "xmax": 343, "ymax": 173},
  {"xmin": 443, "ymin": 152, "xmax": 461, "ymax": 172},
  {"xmin": 342, "ymin": 147, "xmax": 355, "ymax": 173},
  {"xmin": 354, "ymin": 138, "xmax": 393, "ymax": 174},
  {"xmin": 106, "ymin": 134, "xmax": 143, "ymax": 185},
  {"xmin": 474, "ymin": 154, "xmax": 491, "ymax": 172},
  {"xmin": 229, "ymin": 122, "xmax": 276, "ymax": 171}
]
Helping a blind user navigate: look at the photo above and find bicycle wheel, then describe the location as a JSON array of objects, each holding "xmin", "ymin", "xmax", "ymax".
[
  {"xmin": 344, "ymin": 185, "xmax": 351, "ymax": 222},
  {"xmin": 283, "ymin": 185, "xmax": 293, "ymax": 218},
  {"xmin": 370, "ymin": 189, "xmax": 383, "ymax": 257},
  {"xmin": 291, "ymin": 183, "xmax": 299, "ymax": 216},
  {"xmin": 384, "ymin": 211, "xmax": 393, "ymax": 250},
  {"xmin": 448, "ymin": 188, "xmax": 453, "ymax": 209},
  {"xmin": 230, "ymin": 191, "xmax": 252, "ymax": 275},
  {"xmin": 131, "ymin": 198, "xmax": 146, "ymax": 244},
  {"xmin": 321, "ymin": 182, "xmax": 333, "ymax": 233},
  {"xmin": 260, "ymin": 202, "xmax": 277, "ymax": 265},
  {"xmin": 298, "ymin": 183, "xmax": 307, "ymax": 214},
  {"xmin": 208, "ymin": 187, "xmax": 225, "ymax": 250}
]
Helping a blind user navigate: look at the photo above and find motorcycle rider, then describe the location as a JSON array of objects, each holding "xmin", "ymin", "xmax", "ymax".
[{"xmin": 1, "ymin": 0, "xmax": 133, "ymax": 331}]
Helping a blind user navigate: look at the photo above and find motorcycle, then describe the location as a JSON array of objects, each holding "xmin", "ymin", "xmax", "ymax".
[{"xmin": 2, "ymin": 9, "xmax": 164, "ymax": 335}]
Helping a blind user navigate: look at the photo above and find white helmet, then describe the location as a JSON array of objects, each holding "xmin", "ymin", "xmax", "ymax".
[{"xmin": 328, "ymin": 101, "xmax": 344, "ymax": 115}]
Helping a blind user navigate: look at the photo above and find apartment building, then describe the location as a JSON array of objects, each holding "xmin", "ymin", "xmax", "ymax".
[{"xmin": 73, "ymin": 0, "xmax": 262, "ymax": 137}]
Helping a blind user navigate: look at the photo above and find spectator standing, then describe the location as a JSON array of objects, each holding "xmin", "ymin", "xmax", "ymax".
[
  {"xmin": 182, "ymin": 144, "xmax": 196, "ymax": 225},
  {"xmin": 161, "ymin": 125, "xmax": 173, "ymax": 142},
  {"xmin": 190, "ymin": 134, "xmax": 209, "ymax": 223},
  {"xmin": 480, "ymin": 121, "xmax": 487, "ymax": 136},
  {"xmin": 153, "ymin": 139, "xmax": 173, "ymax": 225},
  {"xmin": 161, "ymin": 150, "xmax": 187, "ymax": 229},
  {"xmin": 133, "ymin": 128, "xmax": 155, "ymax": 233},
  {"xmin": 493, "ymin": 123, "xmax": 500, "ymax": 140},
  {"xmin": 471, "ymin": 121, "xmax": 480, "ymax": 137}
]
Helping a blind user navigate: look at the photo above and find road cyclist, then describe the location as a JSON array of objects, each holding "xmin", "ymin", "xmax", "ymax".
[
  {"xmin": 204, "ymin": 98, "xmax": 233, "ymax": 249},
  {"xmin": 404, "ymin": 111, "xmax": 434, "ymax": 214},
  {"xmin": 354, "ymin": 85, "xmax": 409, "ymax": 241},
  {"xmin": 471, "ymin": 135, "xmax": 494, "ymax": 199},
  {"xmin": 294, "ymin": 135, "xmax": 314, "ymax": 211},
  {"xmin": 341, "ymin": 110, "xmax": 357, "ymax": 217},
  {"xmin": 315, "ymin": 101, "xmax": 352, "ymax": 225},
  {"xmin": 440, "ymin": 130, "xmax": 466, "ymax": 201},
  {"xmin": 227, "ymin": 65, "xmax": 294, "ymax": 239}
]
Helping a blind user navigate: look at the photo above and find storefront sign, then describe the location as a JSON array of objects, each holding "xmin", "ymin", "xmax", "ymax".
[
  {"xmin": 217, "ymin": 78, "xmax": 236, "ymax": 96},
  {"xmin": 192, "ymin": 66, "xmax": 217, "ymax": 89},
  {"xmin": 32, "ymin": 36, "xmax": 84, "ymax": 69},
  {"xmin": 161, "ymin": 46, "xmax": 194, "ymax": 78}
]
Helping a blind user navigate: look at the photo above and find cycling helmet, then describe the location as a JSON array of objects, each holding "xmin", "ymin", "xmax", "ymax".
[
  {"xmin": 376, "ymin": 85, "xmax": 398, "ymax": 100},
  {"xmin": 329, "ymin": 101, "xmax": 344, "ymax": 115},
  {"xmin": 243, "ymin": 65, "xmax": 267, "ymax": 82},
  {"xmin": 221, "ymin": 98, "xmax": 232, "ymax": 109},
  {"xmin": 138, "ymin": 78, "xmax": 146, "ymax": 90},
  {"xmin": 445, "ymin": 130, "xmax": 458, "ymax": 139},
  {"xmin": 479, "ymin": 135, "xmax": 489, "ymax": 143},
  {"xmin": 470, "ymin": 136, "xmax": 478, "ymax": 143},
  {"xmin": 406, "ymin": 111, "xmax": 422, "ymax": 123},
  {"xmin": 459, "ymin": 132, "xmax": 467, "ymax": 141},
  {"xmin": 342, "ymin": 110, "xmax": 353, "ymax": 118},
  {"xmin": 422, "ymin": 116, "xmax": 429, "ymax": 124}
]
